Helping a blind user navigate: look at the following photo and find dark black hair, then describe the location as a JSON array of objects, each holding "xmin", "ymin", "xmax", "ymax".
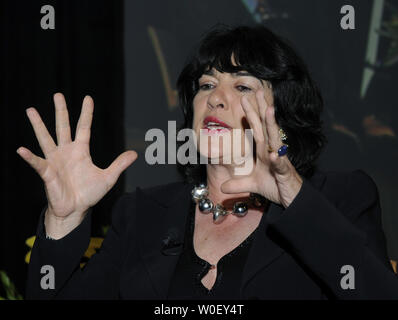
[{"xmin": 176, "ymin": 24, "xmax": 327, "ymax": 184}]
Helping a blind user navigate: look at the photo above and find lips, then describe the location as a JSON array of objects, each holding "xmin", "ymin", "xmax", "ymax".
[{"xmin": 203, "ymin": 116, "xmax": 232, "ymax": 130}]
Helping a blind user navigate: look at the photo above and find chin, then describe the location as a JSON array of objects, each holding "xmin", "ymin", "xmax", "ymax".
[
  {"xmin": 198, "ymin": 143, "xmax": 233, "ymax": 165},
  {"xmin": 195, "ymin": 127, "xmax": 249, "ymax": 164}
]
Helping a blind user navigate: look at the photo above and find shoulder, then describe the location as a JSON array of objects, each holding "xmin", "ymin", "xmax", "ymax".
[
  {"xmin": 115, "ymin": 180, "xmax": 189, "ymax": 205},
  {"xmin": 308, "ymin": 169, "xmax": 379, "ymax": 214},
  {"xmin": 136, "ymin": 180, "xmax": 192, "ymax": 207},
  {"xmin": 310, "ymin": 169, "xmax": 377, "ymax": 193},
  {"xmin": 110, "ymin": 180, "xmax": 191, "ymax": 223}
]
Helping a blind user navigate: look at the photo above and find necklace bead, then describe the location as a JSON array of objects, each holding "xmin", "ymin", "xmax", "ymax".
[
  {"xmin": 192, "ymin": 184, "xmax": 266, "ymax": 223},
  {"xmin": 191, "ymin": 184, "xmax": 209, "ymax": 201},
  {"xmin": 213, "ymin": 204, "xmax": 228, "ymax": 223},
  {"xmin": 198, "ymin": 198, "xmax": 213, "ymax": 213},
  {"xmin": 232, "ymin": 202, "xmax": 249, "ymax": 216}
]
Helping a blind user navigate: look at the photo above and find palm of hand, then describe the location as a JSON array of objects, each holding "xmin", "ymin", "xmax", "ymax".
[
  {"xmin": 43, "ymin": 142, "xmax": 109, "ymax": 217},
  {"xmin": 17, "ymin": 93, "xmax": 137, "ymax": 218},
  {"xmin": 221, "ymin": 89, "xmax": 302, "ymax": 208}
]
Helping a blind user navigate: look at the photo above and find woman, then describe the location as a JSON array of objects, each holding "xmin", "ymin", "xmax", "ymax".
[{"xmin": 20, "ymin": 25, "xmax": 398, "ymax": 299}]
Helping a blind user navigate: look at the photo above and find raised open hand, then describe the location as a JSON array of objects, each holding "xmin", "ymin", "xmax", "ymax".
[
  {"xmin": 221, "ymin": 89, "xmax": 303, "ymax": 208},
  {"xmin": 17, "ymin": 93, "xmax": 137, "ymax": 220}
]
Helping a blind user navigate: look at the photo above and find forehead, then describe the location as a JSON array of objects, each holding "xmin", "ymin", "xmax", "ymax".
[
  {"xmin": 199, "ymin": 67, "xmax": 268, "ymax": 88},
  {"xmin": 201, "ymin": 68, "xmax": 256, "ymax": 79}
]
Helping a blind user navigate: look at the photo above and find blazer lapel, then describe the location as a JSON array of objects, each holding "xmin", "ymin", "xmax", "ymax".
[
  {"xmin": 241, "ymin": 202, "xmax": 286, "ymax": 291},
  {"xmin": 136, "ymin": 182, "xmax": 192, "ymax": 299},
  {"xmin": 134, "ymin": 171, "xmax": 327, "ymax": 298},
  {"xmin": 136, "ymin": 183, "xmax": 287, "ymax": 298},
  {"xmin": 241, "ymin": 171, "xmax": 327, "ymax": 292}
]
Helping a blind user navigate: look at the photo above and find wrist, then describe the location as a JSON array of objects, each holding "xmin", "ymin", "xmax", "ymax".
[
  {"xmin": 44, "ymin": 208, "xmax": 87, "ymax": 240},
  {"xmin": 280, "ymin": 174, "xmax": 303, "ymax": 208}
]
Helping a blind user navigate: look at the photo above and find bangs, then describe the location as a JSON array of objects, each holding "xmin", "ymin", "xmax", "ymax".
[{"xmin": 191, "ymin": 26, "xmax": 281, "ymax": 83}]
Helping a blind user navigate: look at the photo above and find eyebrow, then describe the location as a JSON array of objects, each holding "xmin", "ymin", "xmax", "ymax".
[
  {"xmin": 233, "ymin": 71, "xmax": 255, "ymax": 78},
  {"xmin": 202, "ymin": 69, "xmax": 264, "ymax": 86},
  {"xmin": 202, "ymin": 69, "xmax": 255, "ymax": 78}
]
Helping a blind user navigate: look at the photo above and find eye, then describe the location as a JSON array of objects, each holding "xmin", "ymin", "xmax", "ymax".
[
  {"xmin": 236, "ymin": 85, "xmax": 252, "ymax": 92},
  {"xmin": 199, "ymin": 83, "xmax": 214, "ymax": 91}
]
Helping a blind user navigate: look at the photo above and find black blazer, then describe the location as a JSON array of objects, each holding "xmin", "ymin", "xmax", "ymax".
[{"xmin": 26, "ymin": 169, "xmax": 398, "ymax": 299}]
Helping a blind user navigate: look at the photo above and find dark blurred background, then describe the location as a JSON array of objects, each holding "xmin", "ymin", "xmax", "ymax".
[{"xmin": 1, "ymin": 0, "xmax": 397, "ymax": 298}]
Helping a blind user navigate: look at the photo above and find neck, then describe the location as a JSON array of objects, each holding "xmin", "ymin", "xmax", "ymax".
[{"xmin": 206, "ymin": 164, "xmax": 250, "ymax": 205}]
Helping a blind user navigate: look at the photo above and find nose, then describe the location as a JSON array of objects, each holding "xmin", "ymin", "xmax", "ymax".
[{"xmin": 207, "ymin": 87, "xmax": 228, "ymax": 110}]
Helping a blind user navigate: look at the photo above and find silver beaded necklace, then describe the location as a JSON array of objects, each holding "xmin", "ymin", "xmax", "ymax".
[{"xmin": 191, "ymin": 184, "xmax": 267, "ymax": 223}]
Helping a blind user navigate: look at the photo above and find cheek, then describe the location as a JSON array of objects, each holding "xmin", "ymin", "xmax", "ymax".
[
  {"xmin": 192, "ymin": 95, "xmax": 206, "ymax": 127},
  {"xmin": 233, "ymin": 97, "xmax": 253, "ymax": 129},
  {"xmin": 235, "ymin": 114, "xmax": 248, "ymax": 131},
  {"xmin": 264, "ymin": 87, "xmax": 274, "ymax": 106}
]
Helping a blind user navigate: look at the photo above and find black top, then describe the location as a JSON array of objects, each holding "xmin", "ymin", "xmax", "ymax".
[
  {"xmin": 26, "ymin": 170, "xmax": 398, "ymax": 299},
  {"xmin": 167, "ymin": 202, "xmax": 257, "ymax": 299}
]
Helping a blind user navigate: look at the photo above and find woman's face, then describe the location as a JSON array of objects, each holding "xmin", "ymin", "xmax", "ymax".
[{"xmin": 192, "ymin": 67, "xmax": 274, "ymax": 163}]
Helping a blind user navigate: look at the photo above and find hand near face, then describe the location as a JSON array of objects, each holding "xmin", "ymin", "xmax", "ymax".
[{"xmin": 221, "ymin": 89, "xmax": 303, "ymax": 208}]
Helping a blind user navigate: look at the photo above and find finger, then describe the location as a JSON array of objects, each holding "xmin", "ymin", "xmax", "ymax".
[
  {"xmin": 269, "ymin": 150, "xmax": 290, "ymax": 175},
  {"xmin": 264, "ymin": 105, "xmax": 281, "ymax": 151},
  {"xmin": 54, "ymin": 93, "xmax": 72, "ymax": 145},
  {"xmin": 16, "ymin": 147, "xmax": 48, "ymax": 178},
  {"xmin": 104, "ymin": 151, "xmax": 138, "ymax": 187},
  {"xmin": 255, "ymin": 90, "xmax": 269, "ymax": 143},
  {"xmin": 241, "ymin": 95, "xmax": 265, "ymax": 145},
  {"xmin": 26, "ymin": 108, "xmax": 57, "ymax": 157},
  {"xmin": 75, "ymin": 95, "xmax": 94, "ymax": 144},
  {"xmin": 221, "ymin": 177, "xmax": 254, "ymax": 194}
]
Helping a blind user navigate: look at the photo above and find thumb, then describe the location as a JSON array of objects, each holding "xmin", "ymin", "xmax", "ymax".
[
  {"xmin": 104, "ymin": 150, "xmax": 138, "ymax": 186},
  {"xmin": 221, "ymin": 177, "xmax": 254, "ymax": 195}
]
